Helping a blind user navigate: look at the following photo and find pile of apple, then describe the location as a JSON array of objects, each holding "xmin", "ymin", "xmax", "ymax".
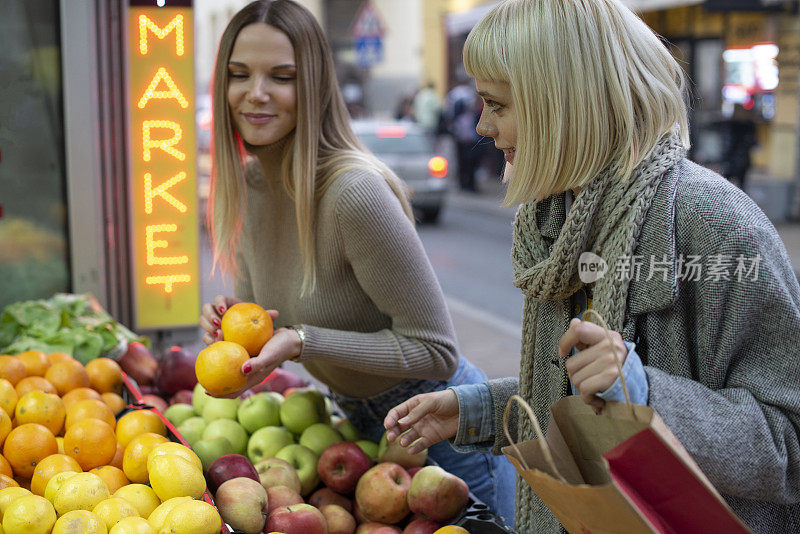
[{"xmin": 162, "ymin": 383, "xmax": 469, "ymax": 533}]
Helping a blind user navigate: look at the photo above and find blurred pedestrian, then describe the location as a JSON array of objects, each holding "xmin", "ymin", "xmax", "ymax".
[
  {"xmin": 384, "ymin": 1, "xmax": 800, "ymax": 532},
  {"xmin": 199, "ymin": 0, "xmax": 516, "ymax": 522},
  {"xmin": 452, "ymin": 95, "xmax": 484, "ymax": 192},
  {"xmin": 394, "ymin": 92, "xmax": 415, "ymax": 121},
  {"xmin": 413, "ymin": 82, "xmax": 442, "ymax": 133},
  {"xmin": 722, "ymin": 103, "xmax": 758, "ymax": 191}
]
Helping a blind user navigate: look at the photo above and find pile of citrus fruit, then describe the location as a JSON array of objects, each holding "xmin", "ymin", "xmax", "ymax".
[
  {"xmin": 0, "ymin": 350, "xmax": 222, "ymax": 534},
  {"xmin": 196, "ymin": 302, "xmax": 273, "ymax": 396}
]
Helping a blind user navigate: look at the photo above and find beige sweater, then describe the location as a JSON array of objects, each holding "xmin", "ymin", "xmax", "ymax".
[{"xmin": 234, "ymin": 142, "xmax": 459, "ymax": 398}]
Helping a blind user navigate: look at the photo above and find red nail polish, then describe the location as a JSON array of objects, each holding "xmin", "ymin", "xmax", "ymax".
[
  {"xmin": 242, "ymin": 362, "xmax": 252, "ymax": 374},
  {"xmin": 218, "ymin": 306, "xmax": 225, "ymax": 314},
  {"xmin": 212, "ymin": 318, "xmax": 220, "ymax": 327}
]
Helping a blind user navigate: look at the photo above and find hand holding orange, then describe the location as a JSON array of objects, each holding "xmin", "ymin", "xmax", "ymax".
[{"xmin": 220, "ymin": 302, "xmax": 273, "ymax": 356}]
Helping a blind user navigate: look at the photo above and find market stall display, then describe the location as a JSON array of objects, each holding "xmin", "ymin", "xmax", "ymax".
[{"xmin": 0, "ymin": 296, "xmax": 512, "ymax": 533}]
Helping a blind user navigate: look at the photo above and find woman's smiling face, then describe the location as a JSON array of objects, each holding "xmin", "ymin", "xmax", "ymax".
[
  {"xmin": 227, "ymin": 23, "xmax": 298, "ymax": 146},
  {"xmin": 475, "ymin": 79, "xmax": 517, "ymax": 165}
]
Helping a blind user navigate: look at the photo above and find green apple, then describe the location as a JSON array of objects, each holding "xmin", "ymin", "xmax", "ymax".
[
  {"xmin": 275, "ymin": 444, "xmax": 320, "ymax": 496},
  {"xmin": 203, "ymin": 418, "xmax": 249, "ymax": 455},
  {"xmin": 176, "ymin": 416, "xmax": 206, "ymax": 447},
  {"xmin": 202, "ymin": 397, "xmax": 241, "ymax": 423},
  {"xmin": 299, "ymin": 423, "xmax": 344, "ymax": 456},
  {"xmin": 247, "ymin": 426, "xmax": 294, "ymax": 464},
  {"xmin": 163, "ymin": 403, "xmax": 197, "ymax": 427},
  {"xmin": 192, "ymin": 382, "xmax": 211, "ymax": 415},
  {"xmin": 261, "ymin": 391, "xmax": 284, "ymax": 404},
  {"xmin": 237, "ymin": 393, "xmax": 281, "ymax": 433},
  {"xmin": 279, "ymin": 390, "xmax": 328, "ymax": 434},
  {"xmin": 334, "ymin": 418, "xmax": 362, "ymax": 441},
  {"xmin": 193, "ymin": 436, "xmax": 235, "ymax": 471},
  {"xmin": 355, "ymin": 439, "xmax": 380, "ymax": 460},
  {"xmin": 378, "ymin": 430, "xmax": 427, "ymax": 468}
]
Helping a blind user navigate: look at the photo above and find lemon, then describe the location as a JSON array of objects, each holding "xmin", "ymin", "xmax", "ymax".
[
  {"xmin": 110, "ymin": 516, "xmax": 155, "ymax": 534},
  {"xmin": 146, "ymin": 443, "xmax": 202, "ymax": 473},
  {"xmin": 147, "ymin": 497, "xmax": 191, "ymax": 532},
  {"xmin": 0, "ymin": 488, "xmax": 30, "ymax": 521},
  {"xmin": 44, "ymin": 470, "xmax": 79, "ymax": 503},
  {"xmin": 148, "ymin": 456, "xmax": 205, "ymax": 501},
  {"xmin": 53, "ymin": 472, "xmax": 110, "ymax": 515},
  {"xmin": 159, "ymin": 499, "xmax": 220, "ymax": 534},
  {"xmin": 113, "ymin": 484, "xmax": 160, "ymax": 518},
  {"xmin": 2, "ymin": 494, "xmax": 56, "ymax": 534},
  {"xmin": 93, "ymin": 497, "xmax": 139, "ymax": 530},
  {"xmin": 51, "ymin": 510, "xmax": 107, "ymax": 534}
]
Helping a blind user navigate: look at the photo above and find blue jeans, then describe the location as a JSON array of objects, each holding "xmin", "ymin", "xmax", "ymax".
[{"xmin": 329, "ymin": 358, "xmax": 516, "ymax": 528}]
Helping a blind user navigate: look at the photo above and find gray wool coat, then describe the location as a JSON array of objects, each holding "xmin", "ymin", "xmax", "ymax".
[{"xmin": 486, "ymin": 159, "xmax": 800, "ymax": 533}]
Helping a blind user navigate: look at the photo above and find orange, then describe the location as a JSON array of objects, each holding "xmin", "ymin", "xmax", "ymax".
[
  {"xmin": 65, "ymin": 398, "xmax": 116, "ymax": 430},
  {"xmin": 16, "ymin": 350, "xmax": 51, "ymax": 377},
  {"xmin": 115, "ymin": 410, "xmax": 166, "ymax": 448},
  {"xmin": 47, "ymin": 352, "xmax": 74, "ymax": 365},
  {"xmin": 45, "ymin": 359, "xmax": 91, "ymax": 396},
  {"xmin": 62, "ymin": 387, "xmax": 103, "ymax": 408},
  {"xmin": 56, "ymin": 436, "xmax": 65, "ymax": 454},
  {"xmin": 63, "ymin": 418, "xmax": 116, "ymax": 470},
  {"xmin": 101, "ymin": 392, "xmax": 126, "ymax": 414},
  {"xmin": 30, "ymin": 453, "xmax": 82, "ymax": 495},
  {"xmin": 122, "ymin": 432, "xmax": 169, "ymax": 484},
  {"xmin": 195, "ymin": 341, "xmax": 249, "ymax": 396},
  {"xmin": 89, "ymin": 465, "xmax": 130, "ymax": 494},
  {"xmin": 0, "ymin": 473, "xmax": 18, "ymax": 489},
  {"xmin": 108, "ymin": 442, "xmax": 125, "ymax": 470},
  {"xmin": 0, "ymin": 409, "xmax": 10, "ymax": 448},
  {"xmin": 14, "ymin": 391, "xmax": 65, "ymax": 435},
  {"xmin": 0, "ymin": 454, "xmax": 12, "ymax": 477},
  {"xmin": 15, "ymin": 376, "xmax": 57, "ymax": 397},
  {"xmin": 433, "ymin": 527, "xmax": 470, "ymax": 534},
  {"xmin": 0, "ymin": 356, "xmax": 27, "ymax": 385},
  {"xmin": 85, "ymin": 358, "xmax": 124, "ymax": 394},
  {"xmin": 220, "ymin": 302, "xmax": 273, "ymax": 355},
  {"xmin": 3, "ymin": 423, "xmax": 58, "ymax": 478},
  {"xmin": 0, "ymin": 380, "xmax": 17, "ymax": 420}
]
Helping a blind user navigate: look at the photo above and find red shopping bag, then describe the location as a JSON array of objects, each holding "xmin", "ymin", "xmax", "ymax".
[{"xmin": 501, "ymin": 312, "xmax": 752, "ymax": 534}]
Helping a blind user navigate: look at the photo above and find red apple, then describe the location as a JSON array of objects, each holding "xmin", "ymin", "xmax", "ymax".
[
  {"xmin": 214, "ymin": 477, "xmax": 268, "ymax": 534},
  {"xmin": 356, "ymin": 524, "xmax": 402, "ymax": 534},
  {"xmin": 266, "ymin": 503, "xmax": 327, "ymax": 534},
  {"xmin": 169, "ymin": 389, "xmax": 193, "ymax": 405},
  {"xmin": 139, "ymin": 384, "xmax": 159, "ymax": 395},
  {"xmin": 254, "ymin": 457, "xmax": 302, "ymax": 494},
  {"xmin": 119, "ymin": 341, "xmax": 159, "ymax": 386},
  {"xmin": 260, "ymin": 367, "xmax": 307, "ymax": 394},
  {"xmin": 318, "ymin": 441, "xmax": 373, "ymax": 495},
  {"xmin": 407, "ymin": 465, "xmax": 469, "ymax": 523},
  {"xmin": 141, "ymin": 394, "xmax": 168, "ymax": 413},
  {"xmin": 403, "ymin": 518, "xmax": 442, "ymax": 534},
  {"xmin": 266, "ymin": 485, "xmax": 304, "ymax": 514},
  {"xmin": 321, "ymin": 504, "xmax": 356, "ymax": 534},
  {"xmin": 156, "ymin": 345, "xmax": 198, "ymax": 395},
  {"xmin": 355, "ymin": 462, "xmax": 411, "ymax": 524},
  {"xmin": 206, "ymin": 453, "xmax": 259, "ymax": 494},
  {"xmin": 406, "ymin": 467, "xmax": 423, "ymax": 479},
  {"xmin": 309, "ymin": 487, "xmax": 352, "ymax": 513}
]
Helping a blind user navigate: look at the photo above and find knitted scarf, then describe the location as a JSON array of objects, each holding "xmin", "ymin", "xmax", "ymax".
[{"xmin": 510, "ymin": 134, "xmax": 685, "ymax": 532}]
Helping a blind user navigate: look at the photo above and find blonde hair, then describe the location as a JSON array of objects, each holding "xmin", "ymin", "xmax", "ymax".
[
  {"xmin": 209, "ymin": 0, "xmax": 413, "ymax": 294},
  {"xmin": 463, "ymin": 0, "xmax": 690, "ymax": 204}
]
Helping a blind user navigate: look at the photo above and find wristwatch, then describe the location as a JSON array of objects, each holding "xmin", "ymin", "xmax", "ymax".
[{"xmin": 288, "ymin": 324, "xmax": 306, "ymax": 362}]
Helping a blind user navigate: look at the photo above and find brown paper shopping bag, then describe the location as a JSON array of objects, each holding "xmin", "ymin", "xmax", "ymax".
[{"xmin": 501, "ymin": 311, "xmax": 752, "ymax": 534}]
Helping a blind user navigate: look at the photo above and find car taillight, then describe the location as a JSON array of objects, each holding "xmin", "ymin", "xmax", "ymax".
[
  {"xmin": 428, "ymin": 156, "xmax": 447, "ymax": 178},
  {"xmin": 376, "ymin": 125, "xmax": 406, "ymax": 138}
]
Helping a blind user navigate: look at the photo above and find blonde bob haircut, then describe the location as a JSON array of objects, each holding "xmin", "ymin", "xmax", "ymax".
[
  {"xmin": 209, "ymin": 0, "xmax": 413, "ymax": 294},
  {"xmin": 464, "ymin": 0, "xmax": 690, "ymax": 204}
]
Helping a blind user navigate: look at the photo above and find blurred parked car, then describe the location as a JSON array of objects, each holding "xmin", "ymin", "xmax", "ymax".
[{"xmin": 351, "ymin": 119, "xmax": 449, "ymax": 223}]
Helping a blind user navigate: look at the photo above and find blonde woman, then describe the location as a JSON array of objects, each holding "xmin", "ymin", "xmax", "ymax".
[
  {"xmin": 198, "ymin": 0, "xmax": 516, "ymax": 522},
  {"xmin": 384, "ymin": 0, "xmax": 800, "ymax": 532}
]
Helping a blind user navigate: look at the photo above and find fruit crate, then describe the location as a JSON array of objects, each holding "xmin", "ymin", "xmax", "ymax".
[{"xmin": 116, "ymin": 399, "xmax": 233, "ymax": 534}]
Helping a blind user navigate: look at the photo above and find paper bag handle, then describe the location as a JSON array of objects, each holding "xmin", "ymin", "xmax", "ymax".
[
  {"xmin": 580, "ymin": 309, "xmax": 632, "ymax": 409},
  {"xmin": 503, "ymin": 394, "xmax": 566, "ymax": 482}
]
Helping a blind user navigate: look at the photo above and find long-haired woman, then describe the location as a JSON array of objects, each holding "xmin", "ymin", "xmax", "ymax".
[{"xmin": 199, "ymin": 0, "xmax": 516, "ymax": 523}]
